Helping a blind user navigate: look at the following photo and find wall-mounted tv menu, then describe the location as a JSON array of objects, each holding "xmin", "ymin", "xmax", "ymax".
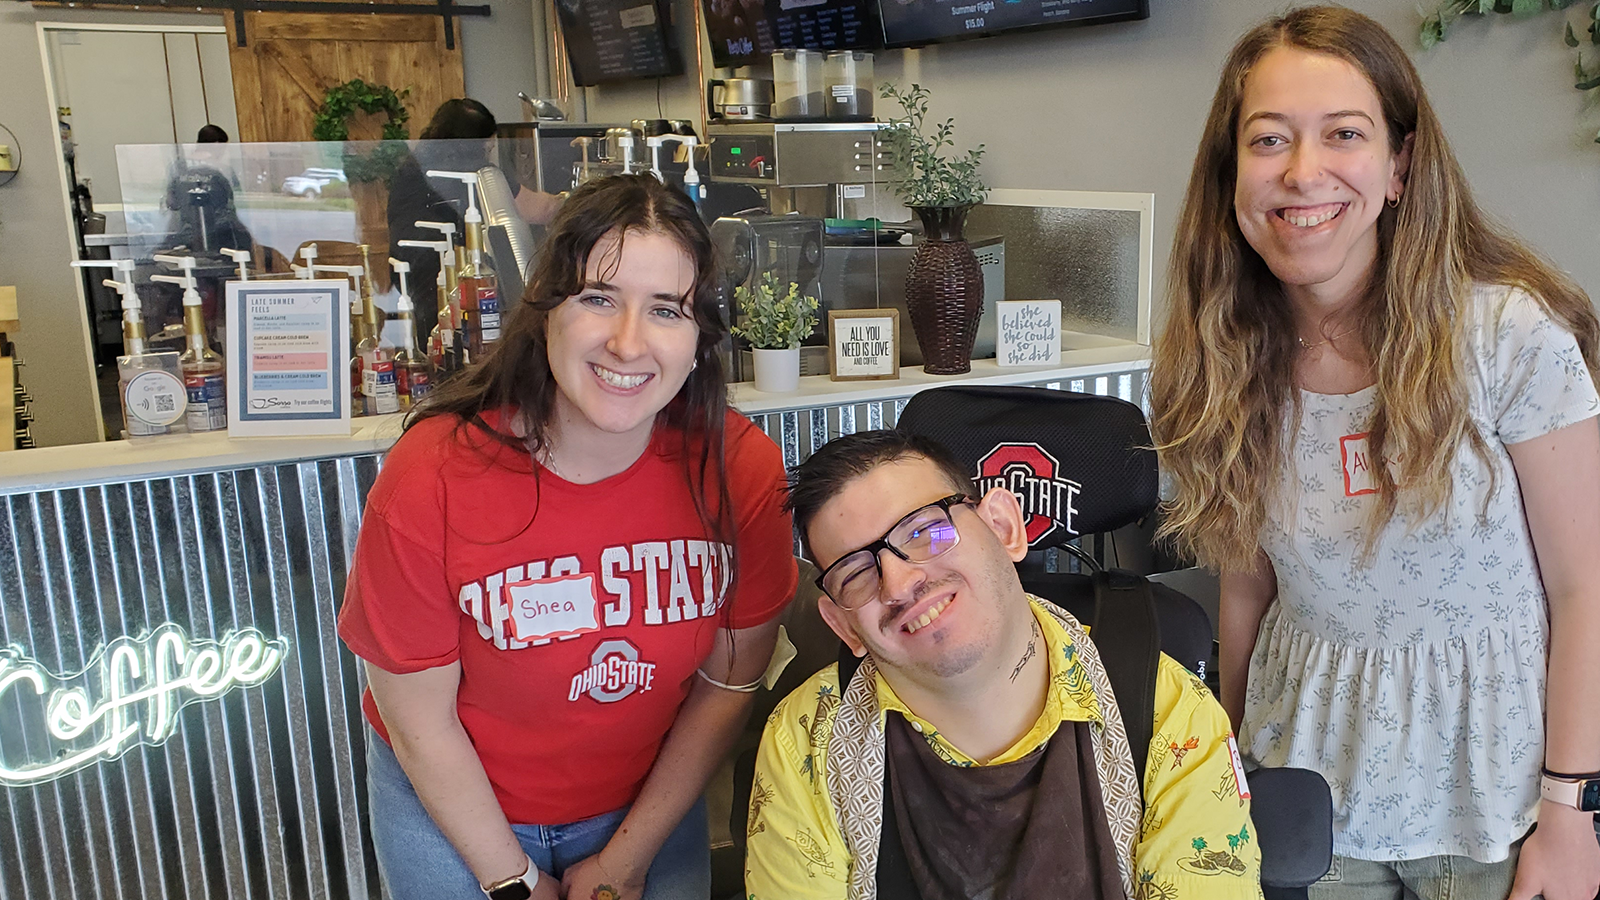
[
  {"xmin": 704, "ymin": 0, "xmax": 878, "ymax": 69},
  {"xmin": 557, "ymin": 0, "xmax": 683, "ymax": 86},
  {"xmin": 878, "ymin": 0, "xmax": 1146, "ymax": 49}
]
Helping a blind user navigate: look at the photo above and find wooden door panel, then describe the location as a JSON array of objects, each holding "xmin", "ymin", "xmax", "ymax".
[{"xmin": 227, "ymin": 10, "xmax": 464, "ymax": 143}]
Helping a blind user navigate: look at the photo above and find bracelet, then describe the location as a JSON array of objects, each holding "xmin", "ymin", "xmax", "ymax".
[
  {"xmin": 1541, "ymin": 766, "xmax": 1600, "ymax": 781},
  {"xmin": 695, "ymin": 667, "xmax": 762, "ymax": 693}
]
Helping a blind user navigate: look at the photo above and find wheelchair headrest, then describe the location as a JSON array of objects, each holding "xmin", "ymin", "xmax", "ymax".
[{"xmin": 896, "ymin": 385, "xmax": 1158, "ymax": 547}]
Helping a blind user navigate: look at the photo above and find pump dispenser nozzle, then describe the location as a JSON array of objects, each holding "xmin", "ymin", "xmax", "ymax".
[
  {"xmin": 220, "ymin": 248, "xmax": 251, "ymax": 281},
  {"xmin": 295, "ymin": 244, "xmax": 319, "ymax": 279},
  {"xmin": 72, "ymin": 258, "xmax": 146, "ymax": 354},
  {"xmin": 424, "ymin": 172, "xmax": 483, "ymax": 224},
  {"xmin": 151, "ymin": 254, "xmax": 203, "ymax": 308}
]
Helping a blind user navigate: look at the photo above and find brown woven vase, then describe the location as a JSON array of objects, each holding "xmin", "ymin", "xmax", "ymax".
[{"xmin": 904, "ymin": 205, "xmax": 983, "ymax": 375}]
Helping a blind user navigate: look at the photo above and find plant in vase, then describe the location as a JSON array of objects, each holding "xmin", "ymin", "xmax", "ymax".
[
  {"xmin": 880, "ymin": 82, "xmax": 988, "ymax": 375},
  {"xmin": 730, "ymin": 272, "xmax": 819, "ymax": 393}
]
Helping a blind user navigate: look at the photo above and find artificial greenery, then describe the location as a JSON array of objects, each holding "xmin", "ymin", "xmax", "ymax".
[
  {"xmin": 1420, "ymin": 0, "xmax": 1600, "ymax": 139},
  {"xmin": 878, "ymin": 83, "xmax": 987, "ymax": 209},
  {"xmin": 730, "ymin": 273, "xmax": 818, "ymax": 350},
  {"xmin": 311, "ymin": 79, "xmax": 412, "ymax": 184}
]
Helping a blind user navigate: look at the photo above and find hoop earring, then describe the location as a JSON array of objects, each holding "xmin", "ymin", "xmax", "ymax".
[{"xmin": 1386, "ymin": 194, "xmax": 1400, "ymax": 209}]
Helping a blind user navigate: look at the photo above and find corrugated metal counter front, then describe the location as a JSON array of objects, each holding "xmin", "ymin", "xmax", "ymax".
[{"xmin": 0, "ymin": 345, "xmax": 1148, "ymax": 900}]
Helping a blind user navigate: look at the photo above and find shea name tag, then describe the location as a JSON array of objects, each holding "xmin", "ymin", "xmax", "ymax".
[{"xmin": 507, "ymin": 574, "xmax": 601, "ymax": 643}]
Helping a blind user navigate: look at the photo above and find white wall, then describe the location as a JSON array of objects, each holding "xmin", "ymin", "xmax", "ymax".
[
  {"xmin": 581, "ymin": 0, "xmax": 1600, "ymax": 306},
  {"xmin": 0, "ymin": 6, "xmax": 223, "ymax": 448},
  {"xmin": 461, "ymin": 0, "xmax": 546, "ymax": 126}
]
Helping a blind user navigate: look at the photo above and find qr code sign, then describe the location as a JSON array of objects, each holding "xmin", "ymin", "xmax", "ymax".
[{"xmin": 156, "ymin": 394, "xmax": 176, "ymax": 413}]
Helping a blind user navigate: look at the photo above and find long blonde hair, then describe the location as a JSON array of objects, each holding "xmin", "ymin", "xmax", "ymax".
[{"xmin": 1151, "ymin": 5, "xmax": 1600, "ymax": 573}]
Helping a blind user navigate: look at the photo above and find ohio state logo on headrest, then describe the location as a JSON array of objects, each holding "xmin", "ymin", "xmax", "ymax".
[{"xmin": 974, "ymin": 443, "xmax": 1082, "ymax": 546}]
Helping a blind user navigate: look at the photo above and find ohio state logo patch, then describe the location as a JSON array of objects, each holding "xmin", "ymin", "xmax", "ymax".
[
  {"xmin": 568, "ymin": 639, "xmax": 657, "ymax": 703},
  {"xmin": 974, "ymin": 443, "xmax": 1082, "ymax": 546}
]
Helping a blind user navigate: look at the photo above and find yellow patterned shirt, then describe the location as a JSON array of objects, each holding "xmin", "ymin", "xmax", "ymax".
[{"xmin": 744, "ymin": 598, "xmax": 1263, "ymax": 900}]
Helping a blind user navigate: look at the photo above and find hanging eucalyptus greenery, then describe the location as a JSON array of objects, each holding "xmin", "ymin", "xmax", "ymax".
[
  {"xmin": 1420, "ymin": 0, "xmax": 1600, "ymax": 140},
  {"xmin": 879, "ymin": 83, "xmax": 987, "ymax": 209}
]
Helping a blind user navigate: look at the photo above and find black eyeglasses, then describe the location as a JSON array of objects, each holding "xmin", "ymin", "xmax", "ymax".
[{"xmin": 815, "ymin": 494, "xmax": 973, "ymax": 611}]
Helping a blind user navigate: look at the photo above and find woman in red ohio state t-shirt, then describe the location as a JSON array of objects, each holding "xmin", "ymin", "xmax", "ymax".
[{"xmin": 338, "ymin": 174, "xmax": 797, "ymax": 900}]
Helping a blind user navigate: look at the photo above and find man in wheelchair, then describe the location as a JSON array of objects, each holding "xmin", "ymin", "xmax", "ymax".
[{"xmin": 744, "ymin": 430, "xmax": 1262, "ymax": 900}]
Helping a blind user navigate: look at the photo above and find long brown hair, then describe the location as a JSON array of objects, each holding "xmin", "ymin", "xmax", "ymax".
[
  {"xmin": 1151, "ymin": 5, "xmax": 1600, "ymax": 572},
  {"xmin": 412, "ymin": 174, "xmax": 739, "ymax": 565}
]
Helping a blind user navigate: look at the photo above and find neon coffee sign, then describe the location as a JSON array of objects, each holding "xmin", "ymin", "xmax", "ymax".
[{"xmin": 0, "ymin": 624, "xmax": 289, "ymax": 786}]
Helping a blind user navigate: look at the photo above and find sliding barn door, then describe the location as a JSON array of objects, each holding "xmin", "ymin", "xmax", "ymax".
[{"xmin": 226, "ymin": 11, "xmax": 465, "ymax": 142}]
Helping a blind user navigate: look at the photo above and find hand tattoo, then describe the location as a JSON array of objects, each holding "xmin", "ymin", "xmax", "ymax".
[
  {"xmin": 1010, "ymin": 619, "xmax": 1039, "ymax": 682},
  {"xmin": 591, "ymin": 886, "xmax": 621, "ymax": 900}
]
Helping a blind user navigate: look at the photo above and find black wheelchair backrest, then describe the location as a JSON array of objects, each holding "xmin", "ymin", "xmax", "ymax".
[{"xmin": 896, "ymin": 385, "xmax": 1158, "ymax": 545}]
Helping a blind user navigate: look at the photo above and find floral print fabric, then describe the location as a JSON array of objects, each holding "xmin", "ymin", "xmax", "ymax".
[{"xmin": 1243, "ymin": 284, "xmax": 1600, "ymax": 863}]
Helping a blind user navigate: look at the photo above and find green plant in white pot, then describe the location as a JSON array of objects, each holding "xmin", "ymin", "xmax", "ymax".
[{"xmin": 731, "ymin": 272, "xmax": 818, "ymax": 393}]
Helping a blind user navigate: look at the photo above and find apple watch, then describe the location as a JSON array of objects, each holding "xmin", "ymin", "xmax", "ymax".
[
  {"xmin": 1539, "ymin": 771, "xmax": 1600, "ymax": 812},
  {"xmin": 481, "ymin": 855, "xmax": 538, "ymax": 900}
]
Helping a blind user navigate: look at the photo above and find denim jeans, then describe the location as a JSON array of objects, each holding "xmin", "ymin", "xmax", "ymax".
[
  {"xmin": 366, "ymin": 731, "xmax": 711, "ymax": 900},
  {"xmin": 1308, "ymin": 841, "xmax": 1522, "ymax": 900}
]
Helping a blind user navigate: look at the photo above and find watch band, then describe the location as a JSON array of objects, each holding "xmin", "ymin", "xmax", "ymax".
[
  {"xmin": 481, "ymin": 855, "xmax": 537, "ymax": 900},
  {"xmin": 1539, "ymin": 774, "xmax": 1600, "ymax": 812}
]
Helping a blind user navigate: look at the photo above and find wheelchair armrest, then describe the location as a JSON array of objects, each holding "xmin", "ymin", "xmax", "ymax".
[{"xmin": 1250, "ymin": 766, "xmax": 1333, "ymax": 894}]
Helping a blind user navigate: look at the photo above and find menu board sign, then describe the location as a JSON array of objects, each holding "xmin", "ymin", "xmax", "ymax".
[
  {"xmin": 879, "ymin": 0, "xmax": 1146, "ymax": 49},
  {"xmin": 226, "ymin": 280, "xmax": 351, "ymax": 437},
  {"xmin": 557, "ymin": 0, "xmax": 681, "ymax": 86},
  {"xmin": 705, "ymin": 0, "xmax": 877, "ymax": 68}
]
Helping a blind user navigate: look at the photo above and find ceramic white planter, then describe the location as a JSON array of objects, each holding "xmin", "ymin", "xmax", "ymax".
[{"xmin": 751, "ymin": 347, "xmax": 801, "ymax": 393}]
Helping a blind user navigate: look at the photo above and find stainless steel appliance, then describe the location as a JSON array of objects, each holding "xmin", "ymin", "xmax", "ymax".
[
  {"xmin": 711, "ymin": 214, "xmax": 827, "ymax": 378},
  {"xmin": 822, "ymin": 235, "xmax": 1006, "ymax": 367},
  {"xmin": 708, "ymin": 78, "xmax": 775, "ymax": 121},
  {"xmin": 496, "ymin": 121, "xmax": 613, "ymax": 193},
  {"xmin": 706, "ymin": 121, "xmax": 890, "ymax": 187}
]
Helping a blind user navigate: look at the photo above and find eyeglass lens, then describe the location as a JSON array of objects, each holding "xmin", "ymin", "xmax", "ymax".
[{"xmin": 824, "ymin": 503, "xmax": 961, "ymax": 610}]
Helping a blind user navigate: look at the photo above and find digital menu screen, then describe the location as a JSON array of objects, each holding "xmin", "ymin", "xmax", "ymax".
[
  {"xmin": 878, "ymin": 0, "xmax": 1146, "ymax": 49},
  {"xmin": 704, "ymin": 0, "xmax": 877, "ymax": 68},
  {"xmin": 556, "ymin": 0, "xmax": 682, "ymax": 86}
]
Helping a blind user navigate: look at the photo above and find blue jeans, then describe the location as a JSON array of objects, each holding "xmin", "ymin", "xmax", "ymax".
[{"xmin": 365, "ymin": 731, "xmax": 711, "ymax": 900}]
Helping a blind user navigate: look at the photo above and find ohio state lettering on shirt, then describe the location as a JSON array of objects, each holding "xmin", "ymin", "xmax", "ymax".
[{"xmin": 337, "ymin": 409, "xmax": 797, "ymax": 824}]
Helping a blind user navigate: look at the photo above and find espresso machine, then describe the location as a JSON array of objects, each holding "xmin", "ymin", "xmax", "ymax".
[{"xmin": 705, "ymin": 121, "xmax": 1005, "ymax": 369}]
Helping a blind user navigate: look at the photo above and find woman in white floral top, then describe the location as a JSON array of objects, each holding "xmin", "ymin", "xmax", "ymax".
[{"xmin": 1150, "ymin": 7, "xmax": 1600, "ymax": 900}]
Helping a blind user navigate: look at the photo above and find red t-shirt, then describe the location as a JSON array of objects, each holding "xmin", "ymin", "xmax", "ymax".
[{"xmin": 337, "ymin": 409, "xmax": 796, "ymax": 824}]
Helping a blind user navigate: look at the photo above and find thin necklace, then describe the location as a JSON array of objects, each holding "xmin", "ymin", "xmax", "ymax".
[
  {"xmin": 535, "ymin": 441, "xmax": 565, "ymax": 479},
  {"xmin": 1298, "ymin": 323, "xmax": 1359, "ymax": 351}
]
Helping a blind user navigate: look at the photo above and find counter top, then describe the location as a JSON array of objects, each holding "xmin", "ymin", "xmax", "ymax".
[{"xmin": 0, "ymin": 338, "xmax": 1149, "ymax": 495}]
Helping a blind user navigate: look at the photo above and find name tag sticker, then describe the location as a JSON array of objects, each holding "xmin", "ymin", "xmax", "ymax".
[
  {"xmin": 1339, "ymin": 432, "xmax": 1379, "ymax": 497},
  {"xmin": 1227, "ymin": 734, "xmax": 1252, "ymax": 801},
  {"xmin": 507, "ymin": 574, "xmax": 601, "ymax": 643}
]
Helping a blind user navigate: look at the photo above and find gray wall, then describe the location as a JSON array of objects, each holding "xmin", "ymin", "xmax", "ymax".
[
  {"xmin": 583, "ymin": 0, "xmax": 1600, "ymax": 305},
  {"xmin": 462, "ymin": 0, "xmax": 545, "ymax": 126}
]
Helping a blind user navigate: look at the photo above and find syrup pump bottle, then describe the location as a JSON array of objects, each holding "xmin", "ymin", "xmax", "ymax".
[
  {"xmin": 320, "ymin": 263, "xmax": 369, "ymax": 416},
  {"xmin": 425, "ymin": 171, "xmax": 500, "ymax": 364},
  {"xmin": 388, "ymin": 257, "xmax": 436, "ymax": 409},
  {"xmin": 402, "ymin": 221, "xmax": 461, "ymax": 374},
  {"xmin": 358, "ymin": 245, "xmax": 399, "ymax": 415},
  {"xmin": 73, "ymin": 259, "xmax": 186, "ymax": 438},
  {"xmin": 152, "ymin": 254, "xmax": 226, "ymax": 432},
  {"xmin": 72, "ymin": 258, "xmax": 146, "ymax": 355}
]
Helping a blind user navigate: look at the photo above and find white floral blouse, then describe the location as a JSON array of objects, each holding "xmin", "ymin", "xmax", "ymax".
[{"xmin": 1242, "ymin": 283, "xmax": 1600, "ymax": 864}]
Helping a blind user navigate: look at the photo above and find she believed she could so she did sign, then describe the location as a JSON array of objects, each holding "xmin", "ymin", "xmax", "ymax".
[{"xmin": 997, "ymin": 299, "xmax": 1062, "ymax": 367}]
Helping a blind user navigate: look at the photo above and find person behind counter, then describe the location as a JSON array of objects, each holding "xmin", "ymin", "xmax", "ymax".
[
  {"xmin": 339, "ymin": 173, "xmax": 799, "ymax": 900},
  {"xmin": 746, "ymin": 429, "xmax": 1260, "ymax": 900},
  {"xmin": 389, "ymin": 98, "xmax": 566, "ymax": 345},
  {"xmin": 1150, "ymin": 7, "xmax": 1600, "ymax": 900}
]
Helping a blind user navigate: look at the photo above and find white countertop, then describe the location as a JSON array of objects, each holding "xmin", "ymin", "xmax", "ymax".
[{"xmin": 0, "ymin": 337, "xmax": 1149, "ymax": 495}]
